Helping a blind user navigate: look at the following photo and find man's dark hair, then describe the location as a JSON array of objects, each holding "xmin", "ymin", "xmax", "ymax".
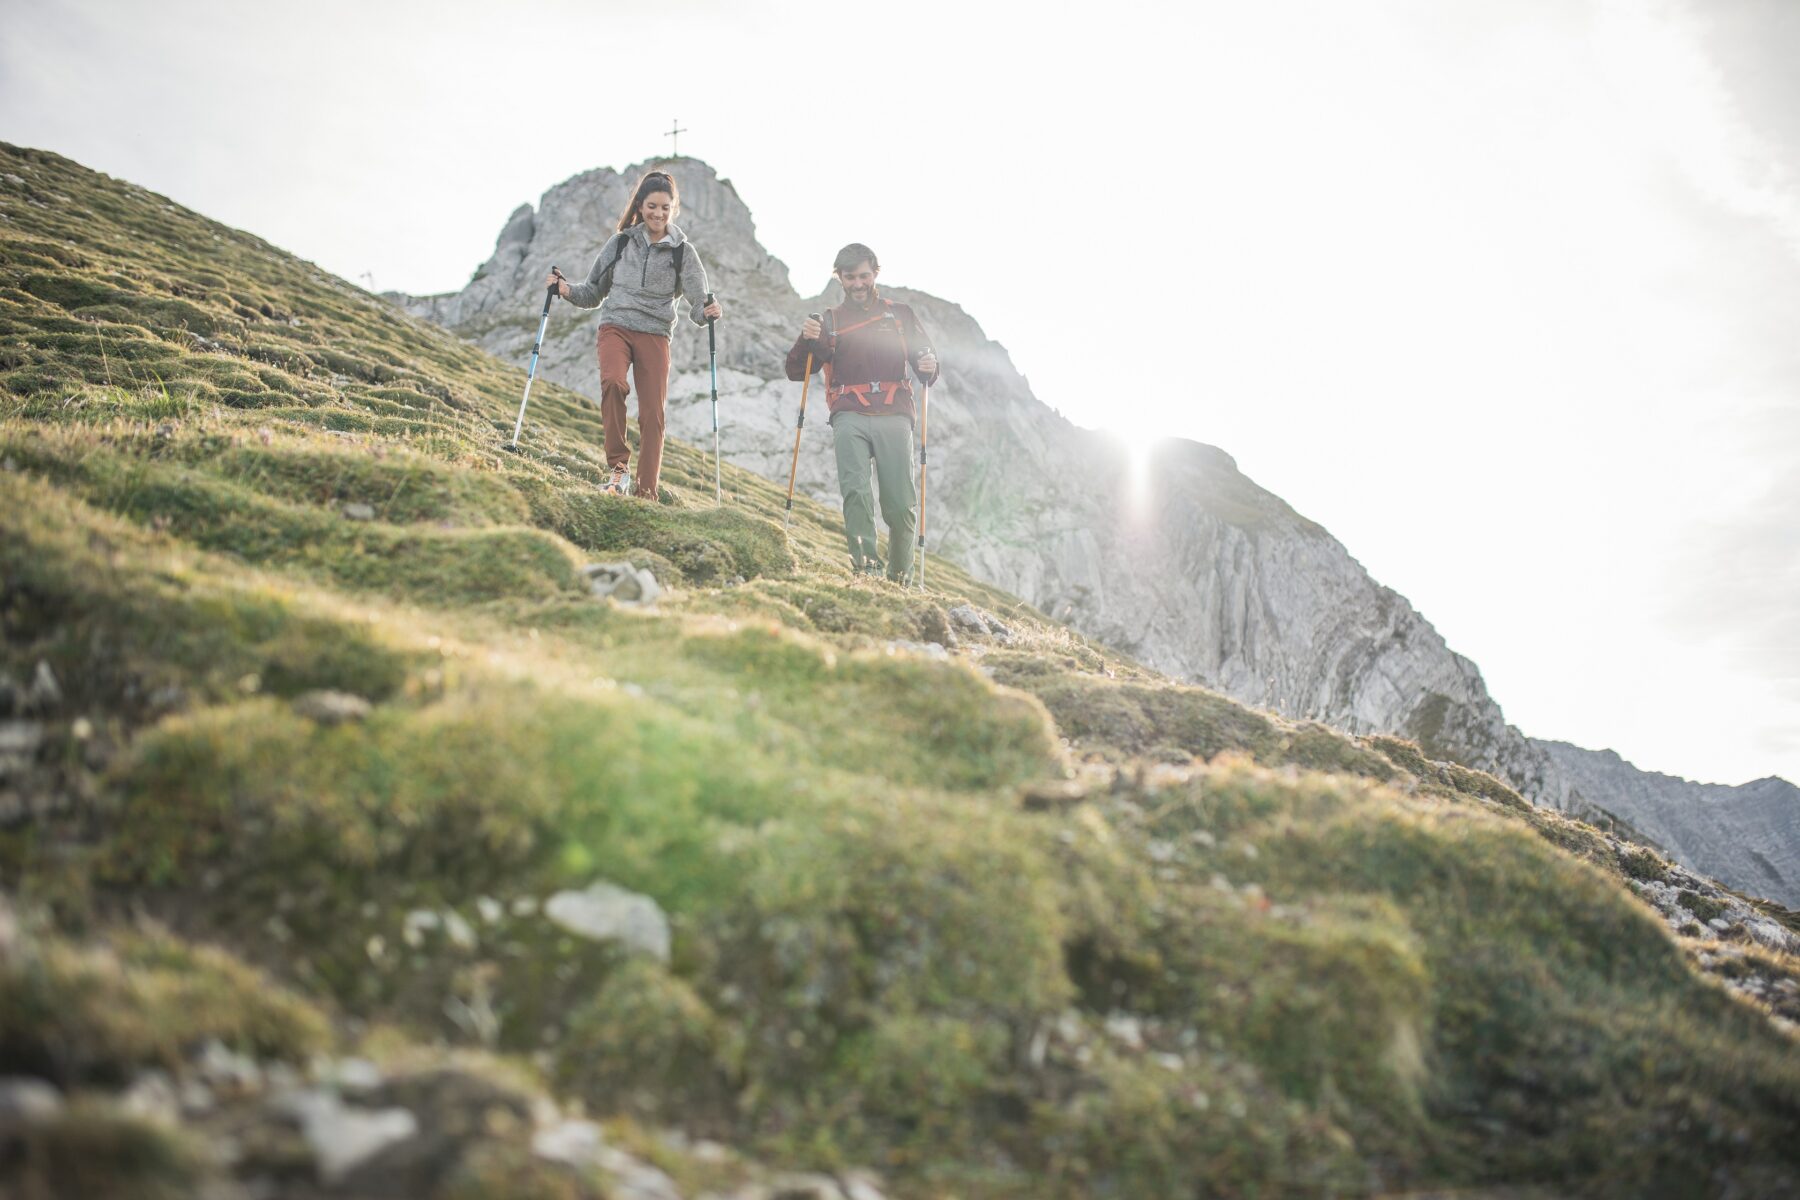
[{"xmin": 833, "ymin": 243, "xmax": 879, "ymax": 274}]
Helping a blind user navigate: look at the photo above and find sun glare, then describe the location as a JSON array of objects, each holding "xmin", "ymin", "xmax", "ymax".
[{"xmin": 1114, "ymin": 427, "xmax": 1161, "ymax": 518}]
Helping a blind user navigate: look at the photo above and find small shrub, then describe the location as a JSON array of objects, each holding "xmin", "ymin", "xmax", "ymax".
[
  {"xmin": 1619, "ymin": 846, "xmax": 1670, "ymax": 883},
  {"xmin": 1678, "ymin": 890, "xmax": 1727, "ymax": 923}
]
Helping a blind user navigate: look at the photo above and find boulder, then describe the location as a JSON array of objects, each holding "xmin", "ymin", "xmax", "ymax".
[
  {"xmin": 0, "ymin": 1077, "xmax": 61, "ymax": 1127},
  {"xmin": 544, "ymin": 881, "xmax": 671, "ymax": 962},
  {"xmin": 292, "ymin": 690, "xmax": 373, "ymax": 725},
  {"xmin": 584, "ymin": 562, "xmax": 662, "ymax": 607}
]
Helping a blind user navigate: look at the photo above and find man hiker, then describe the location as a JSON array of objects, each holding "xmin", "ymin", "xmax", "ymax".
[{"xmin": 785, "ymin": 243, "xmax": 939, "ymax": 579}]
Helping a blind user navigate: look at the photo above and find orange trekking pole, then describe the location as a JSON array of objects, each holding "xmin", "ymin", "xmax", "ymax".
[{"xmin": 783, "ymin": 312, "xmax": 822, "ymax": 529}]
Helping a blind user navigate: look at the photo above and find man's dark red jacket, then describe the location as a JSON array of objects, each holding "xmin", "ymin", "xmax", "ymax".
[{"xmin": 784, "ymin": 294, "xmax": 939, "ymax": 421}]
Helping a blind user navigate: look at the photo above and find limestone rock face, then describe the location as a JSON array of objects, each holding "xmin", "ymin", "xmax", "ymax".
[{"xmin": 393, "ymin": 156, "xmax": 1790, "ymax": 902}]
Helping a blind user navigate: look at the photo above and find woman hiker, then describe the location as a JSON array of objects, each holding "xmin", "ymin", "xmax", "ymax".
[{"xmin": 545, "ymin": 169, "xmax": 721, "ymax": 499}]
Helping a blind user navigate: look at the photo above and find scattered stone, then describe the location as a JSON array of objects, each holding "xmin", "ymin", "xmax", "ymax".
[
  {"xmin": 443, "ymin": 980, "xmax": 499, "ymax": 1046},
  {"xmin": 836, "ymin": 1171, "xmax": 889, "ymax": 1200},
  {"xmin": 544, "ymin": 881, "xmax": 671, "ymax": 962},
  {"xmin": 0, "ymin": 456, "xmax": 14, "ymax": 473},
  {"xmin": 120, "ymin": 1071, "xmax": 181, "ymax": 1124},
  {"xmin": 441, "ymin": 910, "xmax": 477, "ymax": 950},
  {"xmin": 532, "ymin": 1117, "xmax": 606, "ymax": 1166},
  {"xmin": 292, "ymin": 690, "xmax": 372, "ymax": 725},
  {"xmin": 475, "ymin": 896, "xmax": 504, "ymax": 924},
  {"xmin": 274, "ymin": 1089, "xmax": 418, "ymax": 1184},
  {"xmin": 1746, "ymin": 918, "xmax": 1795, "ymax": 952},
  {"xmin": 767, "ymin": 1175, "xmax": 849, "ymax": 1200},
  {"xmin": 533, "ymin": 1119, "xmax": 681, "ymax": 1198},
  {"xmin": 0, "ymin": 721, "xmax": 43, "ymax": 769},
  {"xmin": 148, "ymin": 684, "xmax": 187, "ymax": 713},
  {"xmin": 179, "ymin": 1078, "xmax": 216, "ymax": 1115},
  {"xmin": 402, "ymin": 909, "xmax": 441, "ymax": 948},
  {"xmin": 341, "ymin": 502, "xmax": 376, "ymax": 521},
  {"xmin": 608, "ymin": 1157, "xmax": 685, "ymax": 1200},
  {"xmin": 264, "ymin": 1061, "xmax": 303, "ymax": 1094},
  {"xmin": 883, "ymin": 639, "xmax": 949, "ymax": 661},
  {"xmin": 583, "ymin": 562, "xmax": 662, "ymax": 607},
  {"xmin": 27, "ymin": 661, "xmax": 61, "ymax": 712},
  {"xmin": 912, "ymin": 605, "xmax": 957, "ymax": 649},
  {"xmin": 0, "ymin": 1076, "xmax": 62, "ymax": 1126},
  {"xmin": 947, "ymin": 603, "xmax": 1016, "ymax": 644},
  {"xmin": 317, "ymin": 1057, "xmax": 384, "ymax": 1095},
  {"xmin": 196, "ymin": 1039, "xmax": 264, "ymax": 1097},
  {"xmin": 1104, "ymin": 1013, "xmax": 1145, "ymax": 1050},
  {"xmin": 1018, "ymin": 778, "xmax": 1087, "ymax": 812}
]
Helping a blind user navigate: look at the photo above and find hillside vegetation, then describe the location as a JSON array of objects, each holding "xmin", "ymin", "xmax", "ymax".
[{"xmin": 2, "ymin": 143, "xmax": 1798, "ymax": 1199}]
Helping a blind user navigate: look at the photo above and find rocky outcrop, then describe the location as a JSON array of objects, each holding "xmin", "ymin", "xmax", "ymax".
[
  {"xmin": 1537, "ymin": 739, "xmax": 1800, "ymax": 907},
  {"xmin": 393, "ymin": 156, "xmax": 1793, "ymax": 900}
]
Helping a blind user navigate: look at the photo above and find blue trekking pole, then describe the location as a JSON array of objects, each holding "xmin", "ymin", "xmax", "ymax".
[
  {"xmin": 508, "ymin": 268, "xmax": 559, "ymax": 451},
  {"xmin": 706, "ymin": 291, "xmax": 720, "ymax": 504}
]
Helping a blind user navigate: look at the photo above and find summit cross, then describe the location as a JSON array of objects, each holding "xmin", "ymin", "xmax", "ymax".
[{"xmin": 665, "ymin": 119, "xmax": 688, "ymax": 156}]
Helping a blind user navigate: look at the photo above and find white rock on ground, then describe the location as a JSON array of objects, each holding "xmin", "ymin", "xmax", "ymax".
[
  {"xmin": 583, "ymin": 562, "xmax": 662, "ymax": 607},
  {"xmin": 544, "ymin": 881, "xmax": 672, "ymax": 961},
  {"xmin": 0, "ymin": 1076, "xmax": 62, "ymax": 1125},
  {"xmin": 314, "ymin": 1057, "xmax": 384, "ymax": 1094},
  {"xmin": 274, "ymin": 1089, "xmax": 418, "ymax": 1184},
  {"xmin": 533, "ymin": 1118, "xmax": 683, "ymax": 1200},
  {"xmin": 292, "ymin": 690, "xmax": 373, "ymax": 725}
]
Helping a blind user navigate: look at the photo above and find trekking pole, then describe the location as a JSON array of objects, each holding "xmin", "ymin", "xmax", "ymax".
[
  {"xmin": 706, "ymin": 291, "xmax": 720, "ymax": 504},
  {"xmin": 508, "ymin": 268, "xmax": 559, "ymax": 451},
  {"xmin": 783, "ymin": 313, "xmax": 822, "ymax": 529},
  {"xmin": 915, "ymin": 363, "xmax": 931, "ymax": 590}
]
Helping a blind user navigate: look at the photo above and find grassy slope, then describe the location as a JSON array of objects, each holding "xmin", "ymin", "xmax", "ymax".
[{"xmin": 2, "ymin": 142, "xmax": 1798, "ymax": 1198}]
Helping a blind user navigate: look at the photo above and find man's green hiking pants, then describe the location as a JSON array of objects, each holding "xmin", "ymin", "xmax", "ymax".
[{"xmin": 830, "ymin": 410, "xmax": 915, "ymax": 581}]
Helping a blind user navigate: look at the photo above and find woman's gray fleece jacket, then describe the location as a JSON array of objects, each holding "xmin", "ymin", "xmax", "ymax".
[{"xmin": 562, "ymin": 222, "xmax": 711, "ymax": 338}]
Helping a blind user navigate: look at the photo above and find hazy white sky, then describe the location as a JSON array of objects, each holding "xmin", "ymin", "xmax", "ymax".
[{"xmin": 4, "ymin": 0, "xmax": 1796, "ymax": 786}]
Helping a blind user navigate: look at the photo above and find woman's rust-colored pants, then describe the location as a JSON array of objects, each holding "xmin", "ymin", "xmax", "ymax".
[{"xmin": 597, "ymin": 323, "xmax": 671, "ymax": 499}]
